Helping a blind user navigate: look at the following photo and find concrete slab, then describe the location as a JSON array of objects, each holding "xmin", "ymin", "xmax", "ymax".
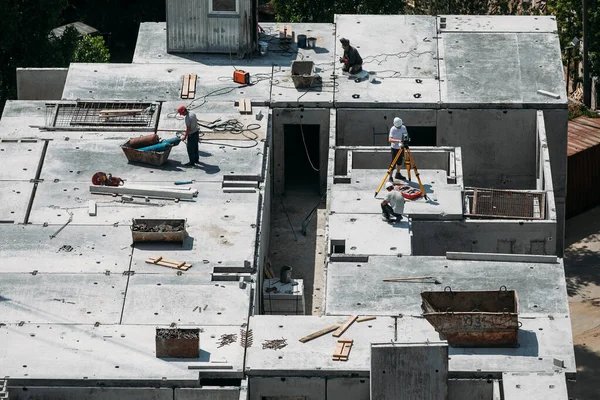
[
  {"xmin": 0, "ymin": 101, "xmax": 50, "ymax": 140},
  {"xmin": 0, "ymin": 224, "xmax": 133, "ymax": 273},
  {"xmin": 0, "ymin": 273, "xmax": 127, "ymax": 324},
  {"xmin": 441, "ymin": 33, "xmax": 565, "ymax": 106},
  {"xmin": 325, "ymin": 256, "xmax": 570, "ymax": 317},
  {"xmin": 0, "ymin": 181, "xmax": 34, "ymax": 224},
  {"xmin": 502, "ymin": 371, "xmax": 568, "ymax": 399},
  {"xmin": 0, "ymin": 140, "xmax": 44, "ymax": 180},
  {"xmin": 133, "ymin": 22, "xmax": 335, "ymax": 67},
  {"xmin": 439, "ymin": 15, "xmax": 558, "ymax": 33},
  {"xmin": 62, "ymin": 63, "xmax": 273, "ymax": 104},
  {"xmin": 39, "ymin": 139, "xmax": 265, "ymax": 184},
  {"xmin": 245, "ymin": 315, "xmax": 395, "ymax": 376},
  {"xmin": 334, "ymin": 15, "xmax": 439, "ymax": 108},
  {"xmin": 0, "ymin": 324, "xmax": 244, "ymax": 381},
  {"xmin": 121, "ymin": 275, "xmax": 251, "ymax": 325},
  {"xmin": 450, "ymin": 316, "xmax": 576, "ymax": 375},
  {"xmin": 328, "ymin": 213, "xmax": 412, "ymax": 256},
  {"xmin": 330, "ymin": 169, "xmax": 463, "ymax": 220},
  {"xmin": 370, "ymin": 342, "xmax": 448, "ymax": 400}
]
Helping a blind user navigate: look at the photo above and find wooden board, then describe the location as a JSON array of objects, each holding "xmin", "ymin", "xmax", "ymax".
[
  {"xmin": 181, "ymin": 74, "xmax": 197, "ymax": 99},
  {"xmin": 146, "ymin": 257, "xmax": 192, "ymax": 271},
  {"xmin": 238, "ymin": 98, "xmax": 252, "ymax": 114},
  {"xmin": 332, "ymin": 315, "xmax": 357, "ymax": 337},
  {"xmin": 356, "ymin": 316, "xmax": 377, "ymax": 323},
  {"xmin": 332, "ymin": 339, "xmax": 353, "ymax": 361},
  {"xmin": 298, "ymin": 324, "xmax": 341, "ymax": 343}
]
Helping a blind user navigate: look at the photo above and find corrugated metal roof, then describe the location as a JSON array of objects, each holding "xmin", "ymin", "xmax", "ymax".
[
  {"xmin": 51, "ymin": 22, "xmax": 98, "ymax": 38},
  {"xmin": 568, "ymin": 116, "xmax": 600, "ymax": 156}
]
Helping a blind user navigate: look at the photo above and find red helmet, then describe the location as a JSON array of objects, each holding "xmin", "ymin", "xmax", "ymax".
[{"xmin": 177, "ymin": 105, "xmax": 186, "ymax": 115}]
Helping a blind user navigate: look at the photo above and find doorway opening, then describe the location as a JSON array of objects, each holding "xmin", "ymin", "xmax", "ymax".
[{"xmin": 284, "ymin": 124, "xmax": 320, "ymax": 193}]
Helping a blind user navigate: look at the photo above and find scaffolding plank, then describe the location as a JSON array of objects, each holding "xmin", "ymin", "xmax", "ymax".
[{"xmin": 181, "ymin": 74, "xmax": 190, "ymax": 99}]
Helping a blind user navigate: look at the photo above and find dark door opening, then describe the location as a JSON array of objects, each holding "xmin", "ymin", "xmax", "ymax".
[
  {"xmin": 284, "ymin": 124, "xmax": 320, "ymax": 192},
  {"xmin": 406, "ymin": 126, "xmax": 437, "ymax": 146}
]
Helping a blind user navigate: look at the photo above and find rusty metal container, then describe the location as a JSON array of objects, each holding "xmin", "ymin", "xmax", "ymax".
[
  {"xmin": 156, "ymin": 328, "xmax": 200, "ymax": 358},
  {"xmin": 291, "ymin": 61, "xmax": 317, "ymax": 88},
  {"xmin": 121, "ymin": 140, "xmax": 172, "ymax": 166},
  {"xmin": 129, "ymin": 133, "xmax": 159, "ymax": 149},
  {"xmin": 421, "ymin": 287, "xmax": 519, "ymax": 347},
  {"xmin": 131, "ymin": 219, "xmax": 186, "ymax": 244}
]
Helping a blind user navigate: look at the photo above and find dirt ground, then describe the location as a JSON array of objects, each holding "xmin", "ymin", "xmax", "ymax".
[{"xmin": 564, "ymin": 205, "xmax": 600, "ymax": 400}]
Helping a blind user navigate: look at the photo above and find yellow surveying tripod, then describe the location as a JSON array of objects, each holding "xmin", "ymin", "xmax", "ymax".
[{"xmin": 374, "ymin": 144, "xmax": 428, "ymax": 200}]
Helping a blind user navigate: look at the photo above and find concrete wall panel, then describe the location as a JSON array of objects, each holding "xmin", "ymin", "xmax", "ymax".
[
  {"xmin": 249, "ymin": 377, "xmax": 325, "ymax": 400},
  {"xmin": 412, "ymin": 220, "xmax": 556, "ymax": 256},
  {"xmin": 326, "ymin": 378, "xmax": 370, "ymax": 400},
  {"xmin": 16, "ymin": 68, "xmax": 68, "ymax": 100},
  {"xmin": 436, "ymin": 109, "xmax": 537, "ymax": 190},
  {"xmin": 336, "ymin": 109, "xmax": 438, "ymax": 146},
  {"xmin": 371, "ymin": 343, "xmax": 448, "ymax": 400},
  {"xmin": 8, "ymin": 387, "xmax": 172, "ymax": 400},
  {"xmin": 175, "ymin": 387, "xmax": 240, "ymax": 400},
  {"xmin": 272, "ymin": 108, "xmax": 330, "ymax": 195},
  {"xmin": 448, "ymin": 379, "xmax": 494, "ymax": 400}
]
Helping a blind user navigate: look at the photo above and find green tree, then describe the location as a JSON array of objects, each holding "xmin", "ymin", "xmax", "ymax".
[
  {"xmin": 0, "ymin": 0, "xmax": 69, "ymax": 113},
  {"xmin": 72, "ymin": 35, "xmax": 110, "ymax": 63}
]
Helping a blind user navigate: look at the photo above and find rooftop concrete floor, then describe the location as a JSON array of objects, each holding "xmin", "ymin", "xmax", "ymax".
[{"xmin": 0, "ymin": 101, "xmax": 265, "ymax": 385}]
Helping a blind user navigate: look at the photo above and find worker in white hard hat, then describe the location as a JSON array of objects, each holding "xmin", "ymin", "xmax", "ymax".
[
  {"xmin": 389, "ymin": 117, "xmax": 408, "ymax": 181},
  {"xmin": 381, "ymin": 182, "xmax": 405, "ymax": 223}
]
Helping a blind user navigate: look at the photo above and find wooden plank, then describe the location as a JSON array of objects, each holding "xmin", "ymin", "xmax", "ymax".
[
  {"xmin": 332, "ymin": 315, "xmax": 357, "ymax": 337},
  {"xmin": 181, "ymin": 74, "xmax": 190, "ymax": 99},
  {"xmin": 356, "ymin": 316, "xmax": 377, "ymax": 323},
  {"xmin": 146, "ymin": 257, "xmax": 191, "ymax": 270},
  {"xmin": 299, "ymin": 324, "xmax": 341, "ymax": 343},
  {"xmin": 188, "ymin": 74, "xmax": 197, "ymax": 98},
  {"xmin": 238, "ymin": 98, "xmax": 252, "ymax": 114},
  {"xmin": 333, "ymin": 339, "xmax": 353, "ymax": 361}
]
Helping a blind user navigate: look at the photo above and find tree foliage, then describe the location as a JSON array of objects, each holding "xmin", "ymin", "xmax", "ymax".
[
  {"xmin": 73, "ymin": 35, "xmax": 110, "ymax": 62},
  {"xmin": 0, "ymin": 0, "xmax": 69, "ymax": 109}
]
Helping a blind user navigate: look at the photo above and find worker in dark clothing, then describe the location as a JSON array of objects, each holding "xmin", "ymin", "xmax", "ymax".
[
  {"xmin": 177, "ymin": 105, "xmax": 199, "ymax": 167},
  {"xmin": 339, "ymin": 38, "xmax": 363, "ymax": 75}
]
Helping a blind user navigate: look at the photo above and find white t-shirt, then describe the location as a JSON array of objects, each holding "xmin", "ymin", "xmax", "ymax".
[
  {"xmin": 389, "ymin": 125, "xmax": 407, "ymax": 150},
  {"xmin": 385, "ymin": 190, "xmax": 405, "ymax": 214}
]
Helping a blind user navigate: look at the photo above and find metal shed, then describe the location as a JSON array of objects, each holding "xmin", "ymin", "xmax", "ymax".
[{"xmin": 567, "ymin": 116, "xmax": 600, "ymax": 217}]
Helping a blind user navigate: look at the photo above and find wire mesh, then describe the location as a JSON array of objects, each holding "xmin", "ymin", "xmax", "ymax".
[
  {"xmin": 46, "ymin": 101, "xmax": 157, "ymax": 129},
  {"xmin": 467, "ymin": 189, "xmax": 545, "ymax": 219}
]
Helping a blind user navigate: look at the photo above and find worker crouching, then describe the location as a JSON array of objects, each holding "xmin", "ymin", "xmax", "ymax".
[
  {"xmin": 339, "ymin": 38, "xmax": 363, "ymax": 75},
  {"xmin": 381, "ymin": 182, "xmax": 405, "ymax": 223}
]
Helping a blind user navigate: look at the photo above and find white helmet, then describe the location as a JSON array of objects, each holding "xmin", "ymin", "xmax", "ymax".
[
  {"xmin": 393, "ymin": 117, "xmax": 403, "ymax": 128},
  {"xmin": 385, "ymin": 182, "xmax": 394, "ymax": 189}
]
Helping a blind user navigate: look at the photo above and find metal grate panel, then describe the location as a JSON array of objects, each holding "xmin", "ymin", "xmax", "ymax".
[
  {"xmin": 46, "ymin": 101, "xmax": 158, "ymax": 130},
  {"xmin": 467, "ymin": 188, "xmax": 545, "ymax": 219}
]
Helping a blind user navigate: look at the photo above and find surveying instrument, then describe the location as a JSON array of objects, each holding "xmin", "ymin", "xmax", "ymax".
[{"xmin": 374, "ymin": 133, "xmax": 428, "ymax": 200}]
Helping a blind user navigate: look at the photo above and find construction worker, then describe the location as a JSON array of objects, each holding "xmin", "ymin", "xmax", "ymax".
[
  {"xmin": 389, "ymin": 117, "xmax": 407, "ymax": 181},
  {"xmin": 177, "ymin": 105, "xmax": 199, "ymax": 167},
  {"xmin": 339, "ymin": 38, "xmax": 363, "ymax": 75},
  {"xmin": 381, "ymin": 182, "xmax": 405, "ymax": 223}
]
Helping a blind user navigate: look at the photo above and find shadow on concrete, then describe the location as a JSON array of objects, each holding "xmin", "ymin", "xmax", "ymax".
[
  {"xmin": 268, "ymin": 190, "xmax": 325, "ymax": 314},
  {"xmin": 126, "ymin": 159, "xmax": 186, "ymax": 172},
  {"xmin": 195, "ymin": 161, "xmax": 220, "ymax": 174},
  {"xmin": 574, "ymin": 344, "xmax": 600, "ymax": 399},
  {"xmin": 133, "ymin": 235, "xmax": 195, "ymax": 251},
  {"xmin": 564, "ymin": 206, "xmax": 600, "ymax": 297}
]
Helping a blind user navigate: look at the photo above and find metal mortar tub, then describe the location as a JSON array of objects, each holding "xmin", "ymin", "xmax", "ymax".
[
  {"xmin": 291, "ymin": 60, "xmax": 317, "ymax": 88},
  {"xmin": 421, "ymin": 287, "xmax": 519, "ymax": 347},
  {"xmin": 156, "ymin": 328, "xmax": 200, "ymax": 358},
  {"xmin": 131, "ymin": 218, "xmax": 187, "ymax": 244}
]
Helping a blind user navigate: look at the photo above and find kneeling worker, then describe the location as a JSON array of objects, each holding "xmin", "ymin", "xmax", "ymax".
[
  {"xmin": 339, "ymin": 38, "xmax": 363, "ymax": 75},
  {"xmin": 381, "ymin": 182, "xmax": 405, "ymax": 223},
  {"xmin": 177, "ymin": 105, "xmax": 199, "ymax": 167}
]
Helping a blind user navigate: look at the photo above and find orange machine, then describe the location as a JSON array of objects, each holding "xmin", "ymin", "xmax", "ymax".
[{"xmin": 233, "ymin": 70, "xmax": 250, "ymax": 85}]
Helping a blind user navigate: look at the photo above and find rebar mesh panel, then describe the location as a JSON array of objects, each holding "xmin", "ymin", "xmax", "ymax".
[
  {"xmin": 48, "ymin": 102, "xmax": 157, "ymax": 129},
  {"xmin": 469, "ymin": 189, "xmax": 545, "ymax": 219}
]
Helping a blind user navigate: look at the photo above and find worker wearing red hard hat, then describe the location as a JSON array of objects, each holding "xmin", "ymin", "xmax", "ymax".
[{"xmin": 177, "ymin": 106, "xmax": 199, "ymax": 167}]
